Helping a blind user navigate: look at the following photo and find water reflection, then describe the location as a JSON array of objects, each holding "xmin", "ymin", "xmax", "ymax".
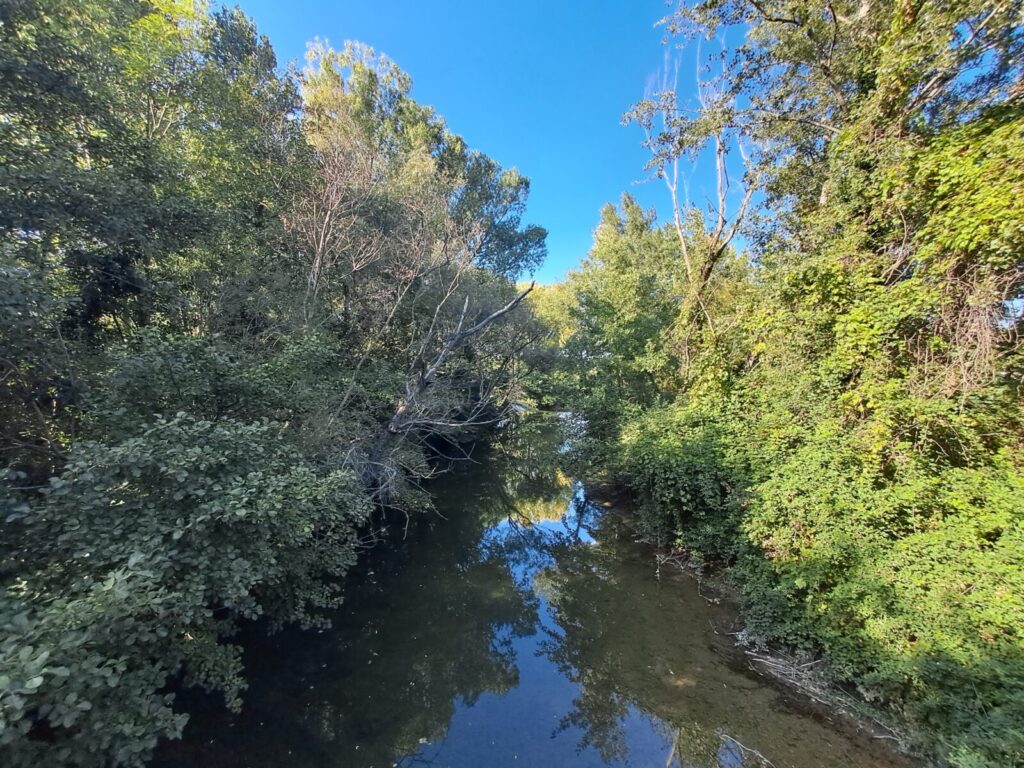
[{"xmin": 152, "ymin": 413, "xmax": 903, "ymax": 768}]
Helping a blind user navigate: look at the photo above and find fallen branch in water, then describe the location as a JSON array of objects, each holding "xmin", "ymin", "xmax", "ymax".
[
  {"xmin": 720, "ymin": 734, "xmax": 777, "ymax": 767},
  {"xmin": 744, "ymin": 648, "xmax": 906, "ymax": 745},
  {"xmin": 663, "ymin": 729, "xmax": 679, "ymax": 768}
]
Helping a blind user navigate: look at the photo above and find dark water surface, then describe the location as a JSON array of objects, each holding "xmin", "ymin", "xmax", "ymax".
[{"xmin": 153, "ymin": 414, "xmax": 905, "ymax": 768}]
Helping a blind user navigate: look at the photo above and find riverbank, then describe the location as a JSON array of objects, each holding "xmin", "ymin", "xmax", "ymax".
[{"xmin": 584, "ymin": 479, "xmax": 918, "ymax": 764}]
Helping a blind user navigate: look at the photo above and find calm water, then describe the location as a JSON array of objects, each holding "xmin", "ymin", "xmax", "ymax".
[{"xmin": 153, "ymin": 414, "xmax": 905, "ymax": 768}]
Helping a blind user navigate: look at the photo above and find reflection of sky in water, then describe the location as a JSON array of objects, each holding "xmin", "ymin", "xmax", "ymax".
[
  {"xmin": 401, "ymin": 484, "xmax": 688, "ymax": 768},
  {"xmin": 718, "ymin": 738, "xmax": 751, "ymax": 768}
]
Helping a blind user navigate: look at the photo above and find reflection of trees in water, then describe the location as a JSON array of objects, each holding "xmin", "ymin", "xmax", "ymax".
[
  {"xmin": 534, "ymin": 507, "xmax": 771, "ymax": 768},
  {"xmin": 532, "ymin": 507, "xmax": 636, "ymax": 763},
  {"xmin": 482, "ymin": 413, "xmax": 577, "ymax": 520},
  {"xmin": 274, "ymin": 414, "xmax": 582, "ymax": 766},
  {"xmin": 480, "ymin": 418, "xmax": 739, "ymax": 765},
  {"xmin": 156, "ymin": 413, "xmax": 877, "ymax": 768},
  {"xmin": 470, "ymin": 414, "xmax": 581, "ymax": 587},
  {"xmin": 308, "ymin": 544, "xmax": 538, "ymax": 766}
]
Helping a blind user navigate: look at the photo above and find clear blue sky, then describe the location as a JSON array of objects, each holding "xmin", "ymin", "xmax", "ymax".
[{"xmin": 234, "ymin": 0, "xmax": 684, "ymax": 283}]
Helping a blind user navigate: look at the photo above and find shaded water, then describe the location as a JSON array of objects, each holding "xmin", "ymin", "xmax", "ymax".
[{"xmin": 153, "ymin": 414, "xmax": 905, "ymax": 768}]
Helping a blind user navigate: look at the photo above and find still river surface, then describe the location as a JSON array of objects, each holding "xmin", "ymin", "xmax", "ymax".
[{"xmin": 152, "ymin": 414, "xmax": 905, "ymax": 768}]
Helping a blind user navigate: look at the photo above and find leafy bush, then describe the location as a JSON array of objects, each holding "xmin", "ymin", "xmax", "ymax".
[
  {"xmin": 737, "ymin": 431, "xmax": 1024, "ymax": 767},
  {"xmin": 619, "ymin": 405, "xmax": 745, "ymax": 561},
  {"xmin": 1, "ymin": 415, "xmax": 371, "ymax": 766}
]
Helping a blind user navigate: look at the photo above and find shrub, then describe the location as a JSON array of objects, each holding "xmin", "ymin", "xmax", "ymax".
[
  {"xmin": 619, "ymin": 405, "xmax": 746, "ymax": 561},
  {"xmin": 1, "ymin": 414, "xmax": 371, "ymax": 766}
]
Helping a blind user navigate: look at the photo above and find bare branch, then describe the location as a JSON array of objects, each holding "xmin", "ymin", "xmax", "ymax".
[{"xmin": 388, "ymin": 282, "xmax": 535, "ymax": 434}]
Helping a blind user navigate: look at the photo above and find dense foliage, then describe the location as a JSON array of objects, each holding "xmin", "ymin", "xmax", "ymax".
[
  {"xmin": 0, "ymin": 1, "xmax": 545, "ymax": 765},
  {"xmin": 543, "ymin": 2, "xmax": 1024, "ymax": 766}
]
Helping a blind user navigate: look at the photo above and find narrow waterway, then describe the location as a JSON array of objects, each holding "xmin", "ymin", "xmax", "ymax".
[{"xmin": 153, "ymin": 414, "xmax": 906, "ymax": 768}]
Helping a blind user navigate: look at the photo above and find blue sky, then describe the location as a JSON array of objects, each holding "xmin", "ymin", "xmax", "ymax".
[{"xmin": 235, "ymin": 0, "xmax": 686, "ymax": 283}]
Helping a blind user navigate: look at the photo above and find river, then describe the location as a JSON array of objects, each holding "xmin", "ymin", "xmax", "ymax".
[{"xmin": 152, "ymin": 413, "xmax": 907, "ymax": 768}]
